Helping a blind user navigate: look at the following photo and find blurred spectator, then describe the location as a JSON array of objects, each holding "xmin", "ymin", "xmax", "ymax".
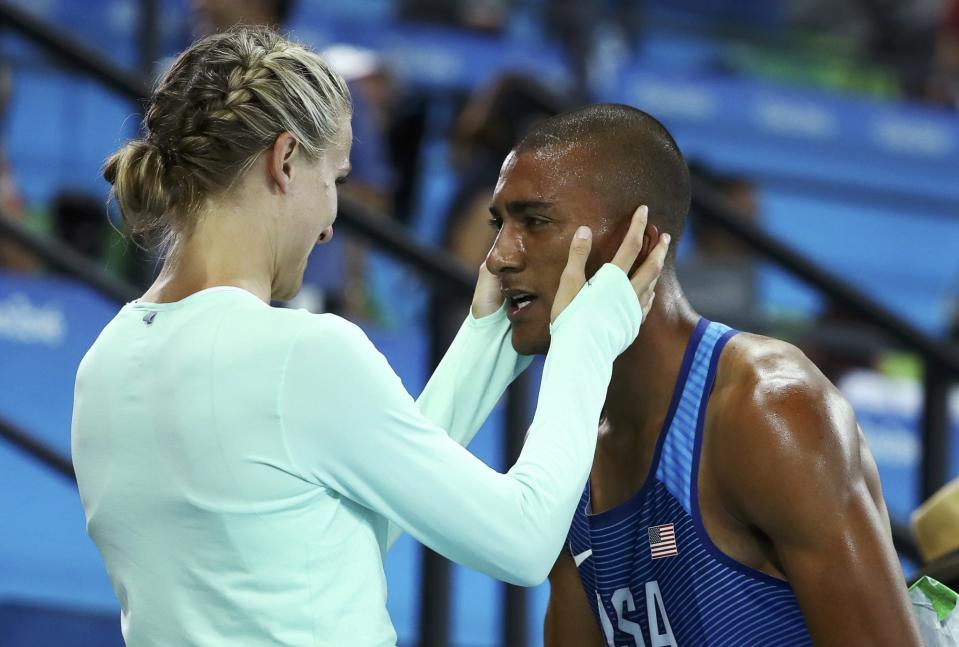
[
  {"xmin": 928, "ymin": 0, "xmax": 959, "ymax": 108},
  {"xmin": 805, "ymin": 303, "xmax": 884, "ymax": 385},
  {"xmin": 48, "ymin": 191, "xmax": 157, "ymax": 289},
  {"xmin": 321, "ymin": 46, "xmax": 396, "ymax": 216},
  {"xmin": 788, "ymin": 0, "xmax": 939, "ymax": 60},
  {"xmin": 326, "ymin": 46, "xmax": 427, "ymax": 227},
  {"xmin": 386, "ymin": 94, "xmax": 429, "ymax": 228},
  {"xmin": 51, "ymin": 192, "xmax": 110, "ymax": 263},
  {"xmin": 542, "ymin": 0, "xmax": 595, "ymax": 97},
  {"xmin": 427, "ymin": 74, "xmax": 571, "ymax": 340},
  {"xmin": 680, "ymin": 165, "xmax": 884, "ymax": 384},
  {"xmin": 948, "ymin": 273, "xmax": 959, "ymax": 342},
  {"xmin": 910, "ymin": 477, "xmax": 959, "ymax": 589},
  {"xmin": 0, "ymin": 61, "xmax": 38, "ymax": 273},
  {"xmin": 296, "ymin": 45, "xmax": 401, "ymax": 321},
  {"xmin": 191, "ymin": 0, "xmax": 293, "ymax": 34},
  {"xmin": 444, "ymin": 74, "xmax": 571, "ymax": 270},
  {"xmin": 783, "ymin": 0, "xmax": 946, "ymax": 99},
  {"xmin": 677, "ymin": 163, "xmax": 760, "ymax": 328},
  {"xmin": 399, "ymin": 0, "xmax": 508, "ymax": 32}
]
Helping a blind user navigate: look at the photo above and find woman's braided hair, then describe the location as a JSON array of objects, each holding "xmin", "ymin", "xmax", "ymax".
[{"xmin": 104, "ymin": 25, "xmax": 352, "ymax": 252}]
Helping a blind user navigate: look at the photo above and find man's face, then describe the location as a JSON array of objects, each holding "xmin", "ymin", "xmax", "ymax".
[{"xmin": 486, "ymin": 147, "xmax": 624, "ymax": 355}]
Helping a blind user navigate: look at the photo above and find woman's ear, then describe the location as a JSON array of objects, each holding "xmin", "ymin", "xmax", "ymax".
[{"xmin": 268, "ymin": 132, "xmax": 299, "ymax": 193}]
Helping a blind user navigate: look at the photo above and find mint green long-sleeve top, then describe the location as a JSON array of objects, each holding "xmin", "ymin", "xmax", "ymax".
[{"xmin": 71, "ymin": 264, "xmax": 641, "ymax": 646}]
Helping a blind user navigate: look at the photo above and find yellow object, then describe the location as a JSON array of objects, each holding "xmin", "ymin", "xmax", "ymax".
[{"xmin": 912, "ymin": 478, "xmax": 959, "ymax": 563}]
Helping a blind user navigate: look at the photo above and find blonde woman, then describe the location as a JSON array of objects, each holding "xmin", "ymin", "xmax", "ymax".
[{"xmin": 72, "ymin": 26, "xmax": 668, "ymax": 646}]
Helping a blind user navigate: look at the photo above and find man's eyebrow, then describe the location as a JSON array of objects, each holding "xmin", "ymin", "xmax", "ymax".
[
  {"xmin": 508, "ymin": 200, "xmax": 554, "ymax": 214},
  {"xmin": 489, "ymin": 200, "xmax": 555, "ymax": 217}
]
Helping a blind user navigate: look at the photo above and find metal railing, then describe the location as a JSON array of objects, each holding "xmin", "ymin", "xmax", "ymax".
[
  {"xmin": 0, "ymin": 212, "xmax": 140, "ymax": 304},
  {"xmin": 1, "ymin": 1, "xmax": 954, "ymax": 645},
  {"xmin": 0, "ymin": 415, "xmax": 75, "ymax": 482},
  {"xmin": 0, "ymin": 2, "xmax": 149, "ymax": 100}
]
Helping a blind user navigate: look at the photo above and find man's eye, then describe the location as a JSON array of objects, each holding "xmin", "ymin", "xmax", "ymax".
[
  {"xmin": 526, "ymin": 217, "xmax": 548, "ymax": 227},
  {"xmin": 487, "ymin": 217, "xmax": 502, "ymax": 231}
]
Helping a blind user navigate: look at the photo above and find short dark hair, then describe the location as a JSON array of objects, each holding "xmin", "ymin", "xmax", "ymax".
[{"xmin": 514, "ymin": 103, "xmax": 691, "ymax": 252}]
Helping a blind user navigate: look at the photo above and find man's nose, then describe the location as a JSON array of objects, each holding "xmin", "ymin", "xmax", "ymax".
[{"xmin": 486, "ymin": 227, "xmax": 525, "ymax": 276}]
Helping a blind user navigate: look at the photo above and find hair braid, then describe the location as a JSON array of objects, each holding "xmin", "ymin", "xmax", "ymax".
[{"xmin": 103, "ymin": 25, "xmax": 351, "ymax": 254}]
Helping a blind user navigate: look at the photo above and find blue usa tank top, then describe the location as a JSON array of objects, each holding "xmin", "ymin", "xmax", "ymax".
[{"xmin": 567, "ymin": 319, "xmax": 812, "ymax": 646}]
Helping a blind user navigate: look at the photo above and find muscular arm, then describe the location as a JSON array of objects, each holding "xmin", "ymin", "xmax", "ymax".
[
  {"xmin": 715, "ymin": 351, "xmax": 921, "ymax": 646},
  {"xmin": 545, "ymin": 550, "xmax": 605, "ymax": 647}
]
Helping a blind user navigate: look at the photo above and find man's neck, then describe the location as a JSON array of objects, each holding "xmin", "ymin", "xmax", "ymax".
[{"xmin": 602, "ymin": 274, "xmax": 700, "ymax": 443}]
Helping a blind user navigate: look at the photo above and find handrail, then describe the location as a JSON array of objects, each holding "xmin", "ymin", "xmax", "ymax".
[
  {"xmin": 0, "ymin": 213, "xmax": 141, "ymax": 303},
  {"xmin": 0, "ymin": 415, "xmax": 75, "ymax": 482},
  {"xmin": 336, "ymin": 196, "xmax": 475, "ymax": 296},
  {"xmin": 691, "ymin": 178, "xmax": 959, "ymax": 376},
  {"xmin": 0, "ymin": 1, "xmax": 149, "ymax": 102}
]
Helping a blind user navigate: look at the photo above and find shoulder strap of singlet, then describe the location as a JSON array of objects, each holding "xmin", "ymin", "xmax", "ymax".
[{"xmin": 655, "ymin": 319, "xmax": 737, "ymax": 515}]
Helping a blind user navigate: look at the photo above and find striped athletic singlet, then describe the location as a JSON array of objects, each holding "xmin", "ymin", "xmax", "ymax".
[{"xmin": 568, "ymin": 319, "xmax": 813, "ymax": 646}]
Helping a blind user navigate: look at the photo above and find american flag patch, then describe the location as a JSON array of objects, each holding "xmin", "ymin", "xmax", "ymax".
[{"xmin": 648, "ymin": 523, "xmax": 678, "ymax": 559}]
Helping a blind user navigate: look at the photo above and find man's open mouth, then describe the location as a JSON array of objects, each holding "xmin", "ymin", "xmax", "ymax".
[
  {"xmin": 509, "ymin": 293, "xmax": 536, "ymax": 310},
  {"xmin": 504, "ymin": 290, "xmax": 538, "ymax": 320}
]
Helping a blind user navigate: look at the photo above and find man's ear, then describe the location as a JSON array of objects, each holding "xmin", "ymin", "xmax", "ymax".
[
  {"xmin": 628, "ymin": 223, "xmax": 660, "ymax": 278},
  {"xmin": 268, "ymin": 132, "xmax": 299, "ymax": 194}
]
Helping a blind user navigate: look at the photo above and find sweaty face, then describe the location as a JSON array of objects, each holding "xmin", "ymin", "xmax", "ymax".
[{"xmin": 486, "ymin": 148, "xmax": 624, "ymax": 355}]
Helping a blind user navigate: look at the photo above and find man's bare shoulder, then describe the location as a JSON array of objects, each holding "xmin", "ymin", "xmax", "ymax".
[
  {"xmin": 712, "ymin": 331, "xmax": 852, "ymax": 427},
  {"xmin": 707, "ymin": 332, "xmax": 863, "ymax": 500}
]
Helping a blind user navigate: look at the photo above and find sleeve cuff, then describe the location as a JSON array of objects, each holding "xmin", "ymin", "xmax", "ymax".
[
  {"xmin": 466, "ymin": 300, "xmax": 508, "ymax": 329},
  {"xmin": 549, "ymin": 263, "xmax": 641, "ymax": 335}
]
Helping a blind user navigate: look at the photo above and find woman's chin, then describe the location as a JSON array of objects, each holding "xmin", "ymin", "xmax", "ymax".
[
  {"xmin": 273, "ymin": 258, "xmax": 311, "ymax": 302},
  {"xmin": 272, "ymin": 277, "xmax": 302, "ymax": 303}
]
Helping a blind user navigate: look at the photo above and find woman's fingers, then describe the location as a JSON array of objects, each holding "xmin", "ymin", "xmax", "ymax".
[
  {"xmin": 550, "ymin": 226, "xmax": 592, "ymax": 322},
  {"xmin": 549, "ymin": 216, "xmax": 669, "ymax": 325},
  {"xmin": 610, "ymin": 205, "xmax": 648, "ymax": 274},
  {"xmin": 631, "ymin": 232, "xmax": 670, "ymax": 295},
  {"xmin": 471, "ymin": 261, "xmax": 505, "ymax": 318}
]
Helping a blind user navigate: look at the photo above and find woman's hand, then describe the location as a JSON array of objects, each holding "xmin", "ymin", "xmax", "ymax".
[
  {"xmin": 470, "ymin": 262, "xmax": 505, "ymax": 319},
  {"xmin": 550, "ymin": 205, "xmax": 670, "ymax": 323}
]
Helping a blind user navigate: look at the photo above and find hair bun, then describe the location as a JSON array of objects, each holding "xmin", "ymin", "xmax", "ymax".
[{"xmin": 102, "ymin": 138, "xmax": 172, "ymax": 245}]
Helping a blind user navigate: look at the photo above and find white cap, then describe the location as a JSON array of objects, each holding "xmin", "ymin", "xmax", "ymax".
[{"xmin": 320, "ymin": 44, "xmax": 383, "ymax": 81}]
